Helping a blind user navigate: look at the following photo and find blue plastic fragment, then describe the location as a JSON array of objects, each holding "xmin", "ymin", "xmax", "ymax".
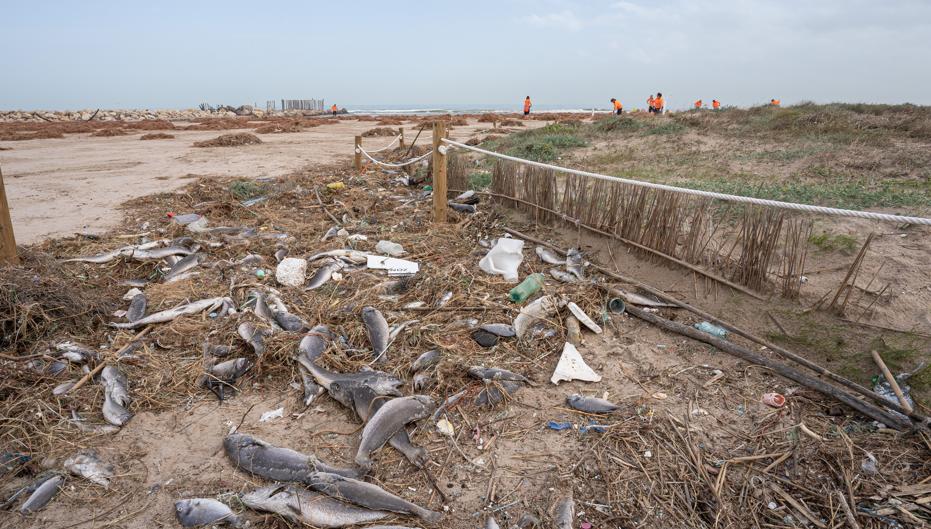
[
  {"xmin": 546, "ymin": 420, "xmax": 573, "ymax": 431},
  {"xmin": 579, "ymin": 420, "xmax": 607, "ymax": 434}
]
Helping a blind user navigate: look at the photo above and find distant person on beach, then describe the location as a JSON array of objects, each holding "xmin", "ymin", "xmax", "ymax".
[
  {"xmin": 694, "ymin": 99, "xmax": 702, "ymax": 109},
  {"xmin": 653, "ymin": 93, "xmax": 665, "ymax": 114},
  {"xmin": 712, "ymin": 99, "xmax": 721, "ymax": 110},
  {"xmin": 771, "ymin": 98, "xmax": 781, "ymax": 107},
  {"xmin": 523, "ymin": 96, "xmax": 532, "ymax": 117},
  {"xmin": 331, "ymin": 104, "xmax": 338, "ymax": 115},
  {"xmin": 647, "ymin": 94, "xmax": 655, "ymax": 113},
  {"xmin": 611, "ymin": 98, "xmax": 623, "ymax": 115}
]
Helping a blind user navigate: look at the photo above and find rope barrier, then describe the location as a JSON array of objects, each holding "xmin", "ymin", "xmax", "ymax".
[
  {"xmin": 357, "ymin": 145, "xmax": 434, "ymax": 168},
  {"xmin": 442, "ymin": 138, "xmax": 931, "ymax": 226},
  {"xmin": 362, "ymin": 134, "xmax": 401, "ymax": 153}
]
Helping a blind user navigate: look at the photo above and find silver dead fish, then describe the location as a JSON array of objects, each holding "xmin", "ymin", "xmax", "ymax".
[
  {"xmin": 55, "ymin": 342, "xmax": 98, "ymax": 364},
  {"xmin": 163, "ymin": 253, "xmax": 203, "ymax": 282},
  {"xmin": 356, "ymin": 395, "xmax": 434, "ymax": 470},
  {"xmin": 298, "ymin": 359, "xmax": 403, "ymax": 397},
  {"xmin": 474, "ymin": 380, "xmax": 522, "ymax": 407},
  {"xmin": 305, "ymin": 258, "xmax": 344, "ymax": 290},
  {"xmin": 468, "ymin": 366, "xmax": 530, "ymax": 384},
  {"xmin": 536, "ymin": 246, "xmax": 566, "ymax": 265},
  {"xmin": 175, "ymin": 498, "xmax": 242, "ymax": 528},
  {"xmin": 64, "ymin": 451, "xmax": 113, "ymax": 488},
  {"xmin": 297, "ymin": 325, "xmax": 334, "ymax": 363},
  {"xmin": 19, "ymin": 475, "xmax": 64, "ymax": 514},
  {"xmin": 362, "ymin": 306, "xmax": 390, "ymax": 363},
  {"xmin": 110, "ymin": 297, "xmax": 226, "ymax": 329},
  {"xmin": 237, "ymin": 322, "xmax": 269, "ymax": 357},
  {"xmin": 274, "ymin": 247, "xmax": 289, "ymax": 262},
  {"xmin": 566, "ymin": 394, "xmax": 619, "ymax": 414},
  {"xmin": 274, "ymin": 311, "xmax": 308, "ymax": 332},
  {"xmin": 100, "ymin": 365, "xmax": 132, "ymax": 426},
  {"xmin": 126, "ymin": 293, "xmax": 147, "ymax": 322},
  {"xmin": 307, "ymin": 249, "xmax": 369, "ymax": 264},
  {"xmin": 300, "ymin": 365, "xmax": 325, "ymax": 406},
  {"xmin": 412, "ymin": 372, "xmax": 433, "ymax": 392},
  {"xmin": 410, "ymin": 350, "xmax": 440, "ymax": 374},
  {"xmin": 241, "ymin": 484, "xmax": 388, "ymax": 528},
  {"xmin": 478, "ymin": 324, "xmax": 516, "ymax": 338},
  {"xmin": 320, "ymin": 226, "xmax": 340, "ymax": 242},
  {"xmin": 224, "ymin": 433, "xmax": 359, "ymax": 482},
  {"xmin": 549, "ymin": 269, "xmax": 577, "ymax": 283},
  {"xmin": 565, "ymin": 248, "xmax": 585, "ymax": 279},
  {"xmin": 309, "ymin": 472, "xmax": 443, "ymax": 523}
]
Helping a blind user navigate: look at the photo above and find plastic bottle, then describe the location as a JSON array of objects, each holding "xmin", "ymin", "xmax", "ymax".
[
  {"xmin": 508, "ymin": 273, "xmax": 545, "ymax": 303},
  {"xmin": 694, "ymin": 321, "xmax": 728, "ymax": 339}
]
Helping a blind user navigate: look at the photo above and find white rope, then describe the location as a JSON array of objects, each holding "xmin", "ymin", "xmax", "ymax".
[
  {"xmin": 362, "ymin": 134, "xmax": 401, "ymax": 153},
  {"xmin": 358, "ymin": 146, "xmax": 434, "ymax": 168},
  {"xmin": 442, "ymin": 139, "xmax": 931, "ymax": 226}
]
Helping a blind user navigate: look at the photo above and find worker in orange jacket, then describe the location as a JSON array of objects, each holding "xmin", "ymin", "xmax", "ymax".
[
  {"xmin": 694, "ymin": 99, "xmax": 702, "ymax": 109},
  {"xmin": 771, "ymin": 98, "xmax": 781, "ymax": 107},
  {"xmin": 330, "ymin": 104, "xmax": 338, "ymax": 115},
  {"xmin": 712, "ymin": 99, "xmax": 721, "ymax": 110},
  {"xmin": 653, "ymin": 93, "xmax": 665, "ymax": 114},
  {"xmin": 647, "ymin": 94, "xmax": 655, "ymax": 113},
  {"xmin": 611, "ymin": 98, "xmax": 623, "ymax": 115},
  {"xmin": 523, "ymin": 96, "xmax": 532, "ymax": 117}
]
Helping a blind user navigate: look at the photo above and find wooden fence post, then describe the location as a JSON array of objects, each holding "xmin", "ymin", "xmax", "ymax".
[
  {"xmin": 398, "ymin": 127, "xmax": 405, "ymax": 149},
  {"xmin": 354, "ymin": 136, "xmax": 363, "ymax": 172},
  {"xmin": 0, "ymin": 164, "xmax": 19, "ymax": 265},
  {"xmin": 432, "ymin": 121, "xmax": 448, "ymax": 223}
]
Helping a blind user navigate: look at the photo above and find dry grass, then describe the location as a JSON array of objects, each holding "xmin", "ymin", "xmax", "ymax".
[
  {"xmin": 139, "ymin": 132, "xmax": 175, "ymax": 140},
  {"xmin": 362, "ymin": 127, "xmax": 399, "ymax": 137},
  {"xmin": 90, "ymin": 128, "xmax": 128, "ymax": 137},
  {"xmin": 193, "ymin": 133, "xmax": 262, "ymax": 148},
  {"xmin": 254, "ymin": 122, "xmax": 302, "ymax": 134}
]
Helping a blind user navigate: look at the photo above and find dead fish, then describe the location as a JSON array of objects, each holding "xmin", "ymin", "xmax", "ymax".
[
  {"xmin": 274, "ymin": 247, "xmax": 289, "ymax": 262},
  {"xmin": 454, "ymin": 189, "xmax": 480, "ymax": 204},
  {"xmin": 210, "ymin": 357, "xmax": 251, "ymax": 381},
  {"xmin": 297, "ymin": 325, "xmax": 334, "ymax": 363},
  {"xmin": 246, "ymin": 290, "xmax": 278, "ymax": 325},
  {"xmin": 448, "ymin": 202, "xmax": 476, "ymax": 214},
  {"xmin": 130, "ymin": 246, "xmax": 195, "ymax": 261},
  {"xmin": 362, "ymin": 306, "xmax": 390, "ymax": 363},
  {"xmin": 300, "ymin": 365, "xmax": 325, "ymax": 406},
  {"xmin": 28, "ymin": 358, "xmax": 67, "ymax": 376},
  {"xmin": 309, "ymin": 472, "xmax": 442, "ymax": 523},
  {"xmin": 536, "ymin": 246, "xmax": 566, "ymax": 265},
  {"xmin": 436, "ymin": 291, "xmax": 453, "ymax": 307},
  {"xmin": 100, "ymin": 365, "xmax": 132, "ymax": 426},
  {"xmin": 356, "ymin": 395, "xmax": 434, "ymax": 469},
  {"xmin": 164, "ymin": 255, "xmax": 182, "ymax": 267},
  {"xmin": 431, "ymin": 389, "xmax": 468, "ymax": 421},
  {"xmin": 388, "ymin": 320, "xmax": 417, "ymax": 342},
  {"xmin": 613, "ymin": 288, "xmax": 676, "ymax": 308},
  {"xmin": 241, "ymin": 484, "xmax": 389, "ymax": 528},
  {"xmin": 19, "ymin": 475, "xmax": 64, "ymax": 514},
  {"xmin": 320, "ymin": 226, "xmax": 340, "ymax": 242},
  {"xmin": 224, "ymin": 433, "xmax": 358, "ymax": 482},
  {"xmin": 120, "ymin": 279, "xmax": 149, "ymax": 288},
  {"xmin": 566, "ymin": 248, "xmax": 585, "ymax": 279},
  {"xmin": 305, "ymin": 258, "xmax": 344, "ymax": 290},
  {"xmin": 413, "ymin": 372, "xmax": 434, "ymax": 392},
  {"xmin": 549, "ymin": 269, "xmax": 577, "ymax": 283},
  {"xmin": 52, "ymin": 381, "xmax": 75, "ymax": 395},
  {"xmin": 203, "ymin": 342, "xmax": 234, "ymax": 358},
  {"xmin": 235, "ymin": 254, "xmax": 264, "ymax": 268},
  {"xmin": 468, "ymin": 366, "xmax": 530, "ymax": 384},
  {"xmin": 472, "ymin": 330, "xmax": 498, "ymax": 348},
  {"xmin": 64, "ymin": 451, "xmax": 113, "ymax": 488},
  {"xmin": 63, "ymin": 246, "xmax": 135, "ymax": 263},
  {"xmin": 410, "ymin": 350, "xmax": 440, "ymax": 374},
  {"xmin": 69, "ymin": 410, "xmax": 120, "ymax": 435},
  {"xmin": 175, "ymin": 498, "xmax": 242, "ymax": 528},
  {"xmin": 554, "ymin": 495, "xmax": 574, "ymax": 529},
  {"xmin": 163, "ymin": 253, "xmax": 203, "ymax": 282},
  {"xmin": 479, "ymin": 323, "xmax": 516, "ymax": 337},
  {"xmin": 517, "ymin": 513, "xmax": 541, "ymax": 528},
  {"xmin": 274, "ymin": 311, "xmax": 308, "ymax": 332},
  {"xmin": 237, "ymin": 322, "xmax": 269, "ymax": 357},
  {"xmin": 485, "ymin": 516, "xmax": 501, "ymax": 529},
  {"xmin": 329, "ymin": 381, "xmax": 429, "ymax": 468},
  {"xmin": 475, "ymin": 380, "xmax": 522, "ymax": 407},
  {"xmin": 566, "ymin": 394, "xmax": 619, "ymax": 414},
  {"xmin": 126, "ymin": 293, "xmax": 147, "ymax": 322},
  {"xmin": 307, "ymin": 249, "xmax": 369, "ymax": 264},
  {"xmin": 110, "ymin": 297, "xmax": 226, "ymax": 329},
  {"xmin": 55, "ymin": 342, "xmax": 98, "ymax": 364},
  {"xmin": 299, "ymin": 359, "xmax": 403, "ymax": 397}
]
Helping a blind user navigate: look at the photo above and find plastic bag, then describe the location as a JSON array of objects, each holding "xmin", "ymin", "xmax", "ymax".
[{"xmin": 479, "ymin": 238, "xmax": 524, "ymax": 282}]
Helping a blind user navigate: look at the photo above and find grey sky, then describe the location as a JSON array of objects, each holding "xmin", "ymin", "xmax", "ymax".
[{"xmin": 2, "ymin": 0, "xmax": 930, "ymax": 110}]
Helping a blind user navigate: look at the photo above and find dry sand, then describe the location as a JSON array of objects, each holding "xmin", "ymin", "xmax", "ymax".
[{"xmin": 0, "ymin": 119, "xmax": 538, "ymax": 244}]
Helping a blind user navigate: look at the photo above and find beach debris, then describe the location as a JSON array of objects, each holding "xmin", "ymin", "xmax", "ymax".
[
  {"xmin": 514, "ymin": 295, "xmax": 566, "ymax": 338},
  {"xmin": 175, "ymin": 498, "xmax": 242, "ymax": 528},
  {"xmin": 536, "ymin": 246, "xmax": 566, "ymax": 265},
  {"xmin": 551, "ymin": 342, "xmax": 601, "ymax": 385},
  {"xmin": 54, "ymin": 342, "xmax": 98, "ymax": 364},
  {"xmin": 568, "ymin": 302, "xmax": 603, "ymax": 334},
  {"xmin": 410, "ymin": 350, "xmax": 440, "ymax": 373},
  {"xmin": 479, "ymin": 323, "xmax": 515, "ymax": 337},
  {"xmin": 509, "ymin": 273, "xmax": 545, "ymax": 303},
  {"xmin": 321, "ymin": 226, "xmax": 340, "ymax": 241},
  {"xmin": 565, "ymin": 315, "xmax": 582, "ymax": 346},
  {"xmin": 432, "ymin": 390, "xmax": 468, "ymax": 422},
  {"xmin": 547, "ymin": 420, "xmax": 573, "ymax": 431},
  {"xmin": 694, "ymin": 321, "xmax": 728, "ymax": 339},
  {"xmin": 448, "ymin": 202, "xmax": 476, "ymax": 214},
  {"xmin": 549, "ymin": 269, "xmax": 577, "ymax": 283},
  {"xmin": 275, "ymin": 257, "xmax": 307, "ymax": 287},
  {"xmin": 479, "ymin": 238, "xmax": 524, "ymax": 282},
  {"xmin": 274, "ymin": 247, "xmax": 289, "ymax": 262},
  {"xmin": 224, "ymin": 433, "xmax": 359, "ymax": 482},
  {"xmin": 565, "ymin": 248, "xmax": 585, "ymax": 279},
  {"xmin": 19, "ymin": 475, "xmax": 64, "ymax": 514},
  {"xmin": 100, "ymin": 365, "xmax": 132, "ymax": 426},
  {"xmin": 607, "ymin": 298, "xmax": 626, "ymax": 314},
  {"xmin": 203, "ymin": 342, "xmax": 234, "ymax": 358},
  {"xmin": 436, "ymin": 417, "xmax": 455, "ymax": 437},
  {"xmin": 367, "ymin": 255, "xmax": 419, "ymax": 276},
  {"xmin": 274, "ymin": 310, "xmax": 308, "ymax": 332},
  {"xmin": 52, "ymin": 381, "xmax": 76, "ymax": 395},
  {"xmin": 125, "ymin": 293, "xmax": 147, "ymax": 322},
  {"xmin": 110, "ymin": 296, "xmax": 228, "ymax": 329},
  {"xmin": 468, "ymin": 366, "xmax": 531, "ymax": 384},
  {"xmin": 309, "ymin": 472, "xmax": 443, "ymax": 522},
  {"xmin": 518, "ymin": 514, "xmax": 541, "ymax": 528},
  {"xmin": 761, "ymin": 392, "xmax": 786, "ymax": 408},
  {"xmin": 241, "ymin": 484, "xmax": 389, "ymax": 527},
  {"xmin": 413, "ymin": 372, "xmax": 433, "ymax": 391},
  {"xmin": 64, "ymin": 451, "xmax": 113, "ymax": 488},
  {"xmin": 566, "ymin": 394, "xmax": 619, "ymax": 413},
  {"xmin": 237, "ymin": 322, "xmax": 269, "ymax": 356},
  {"xmin": 122, "ymin": 287, "xmax": 143, "ymax": 300},
  {"xmin": 301, "ymin": 357, "xmax": 403, "ymax": 396},
  {"xmin": 362, "ymin": 306, "xmax": 390, "ymax": 362},
  {"xmin": 306, "ymin": 258, "xmax": 345, "ymax": 290},
  {"xmin": 454, "ymin": 190, "xmax": 479, "ymax": 204},
  {"xmin": 375, "ymin": 240, "xmax": 406, "ymax": 257},
  {"xmin": 472, "ymin": 330, "xmax": 499, "ymax": 348},
  {"xmin": 554, "ymin": 494, "xmax": 575, "ymax": 529},
  {"xmin": 436, "ymin": 291, "xmax": 453, "ymax": 307},
  {"xmin": 259, "ymin": 407, "xmax": 284, "ymax": 422},
  {"xmin": 163, "ymin": 253, "xmax": 204, "ymax": 282},
  {"xmin": 485, "ymin": 516, "xmax": 501, "ymax": 529},
  {"xmin": 355, "ymin": 395, "xmax": 435, "ymax": 470},
  {"xmin": 612, "ymin": 288, "xmax": 675, "ymax": 308}
]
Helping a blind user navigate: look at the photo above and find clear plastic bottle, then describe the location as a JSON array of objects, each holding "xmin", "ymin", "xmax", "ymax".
[{"xmin": 508, "ymin": 273, "xmax": 545, "ymax": 303}]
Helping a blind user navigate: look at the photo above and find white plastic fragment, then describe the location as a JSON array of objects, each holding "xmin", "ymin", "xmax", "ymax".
[
  {"xmin": 367, "ymin": 255, "xmax": 419, "ymax": 276},
  {"xmin": 122, "ymin": 288, "xmax": 143, "ymax": 301},
  {"xmin": 185, "ymin": 216, "xmax": 209, "ymax": 233},
  {"xmin": 275, "ymin": 258, "xmax": 308, "ymax": 288},
  {"xmin": 375, "ymin": 240, "xmax": 406, "ymax": 257},
  {"xmin": 479, "ymin": 238, "xmax": 524, "ymax": 282},
  {"xmin": 436, "ymin": 417, "xmax": 455, "ymax": 437},
  {"xmin": 259, "ymin": 407, "xmax": 284, "ymax": 422},
  {"xmin": 567, "ymin": 302, "xmax": 603, "ymax": 334},
  {"xmin": 514, "ymin": 295, "xmax": 566, "ymax": 338},
  {"xmin": 347, "ymin": 234, "xmax": 368, "ymax": 242},
  {"xmin": 551, "ymin": 342, "xmax": 602, "ymax": 385}
]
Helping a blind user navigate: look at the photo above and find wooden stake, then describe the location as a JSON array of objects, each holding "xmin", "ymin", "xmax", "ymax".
[
  {"xmin": 353, "ymin": 136, "xmax": 363, "ymax": 172},
  {"xmin": 398, "ymin": 127, "xmax": 405, "ymax": 149},
  {"xmin": 871, "ymin": 349, "xmax": 914, "ymax": 413},
  {"xmin": 0, "ymin": 164, "xmax": 18, "ymax": 265},
  {"xmin": 432, "ymin": 121, "xmax": 448, "ymax": 223}
]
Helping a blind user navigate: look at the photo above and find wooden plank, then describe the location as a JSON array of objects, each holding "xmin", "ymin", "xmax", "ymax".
[
  {"xmin": 431, "ymin": 121, "xmax": 447, "ymax": 223},
  {"xmin": 0, "ymin": 164, "xmax": 19, "ymax": 265},
  {"xmin": 872, "ymin": 349, "xmax": 914, "ymax": 413}
]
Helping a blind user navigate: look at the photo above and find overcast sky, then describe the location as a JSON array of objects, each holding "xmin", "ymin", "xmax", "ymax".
[{"xmin": 2, "ymin": 0, "xmax": 930, "ymax": 110}]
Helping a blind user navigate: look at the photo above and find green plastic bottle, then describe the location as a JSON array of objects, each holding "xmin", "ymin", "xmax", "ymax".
[{"xmin": 508, "ymin": 273, "xmax": 545, "ymax": 303}]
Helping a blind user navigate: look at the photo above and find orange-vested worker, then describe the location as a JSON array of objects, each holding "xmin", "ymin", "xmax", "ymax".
[
  {"xmin": 330, "ymin": 104, "xmax": 338, "ymax": 114},
  {"xmin": 647, "ymin": 94, "xmax": 655, "ymax": 113},
  {"xmin": 694, "ymin": 99, "xmax": 702, "ymax": 109},
  {"xmin": 523, "ymin": 96, "xmax": 532, "ymax": 117},
  {"xmin": 771, "ymin": 98, "xmax": 781, "ymax": 106},
  {"xmin": 653, "ymin": 93, "xmax": 665, "ymax": 114},
  {"xmin": 611, "ymin": 98, "xmax": 623, "ymax": 115},
  {"xmin": 712, "ymin": 99, "xmax": 721, "ymax": 110}
]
